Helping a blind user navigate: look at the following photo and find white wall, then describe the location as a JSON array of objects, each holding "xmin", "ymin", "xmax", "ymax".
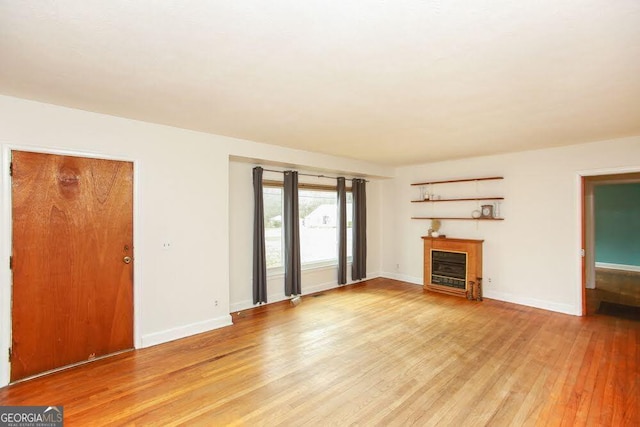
[
  {"xmin": 4, "ymin": 93, "xmax": 637, "ymax": 387},
  {"xmin": 229, "ymin": 161, "xmax": 383, "ymax": 312},
  {"xmin": 0, "ymin": 95, "xmax": 392, "ymax": 386},
  {"xmin": 381, "ymin": 135, "xmax": 640, "ymax": 315}
]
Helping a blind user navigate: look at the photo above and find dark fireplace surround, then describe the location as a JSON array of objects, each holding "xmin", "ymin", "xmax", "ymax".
[{"xmin": 431, "ymin": 250, "xmax": 467, "ymax": 289}]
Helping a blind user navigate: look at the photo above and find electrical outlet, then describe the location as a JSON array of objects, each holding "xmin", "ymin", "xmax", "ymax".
[
  {"xmin": 214, "ymin": 300, "xmax": 218, "ymax": 307},
  {"xmin": 487, "ymin": 277, "xmax": 492, "ymax": 284},
  {"xmin": 396, "ymin": 263, "xmax": 400, "ymax": 271}
]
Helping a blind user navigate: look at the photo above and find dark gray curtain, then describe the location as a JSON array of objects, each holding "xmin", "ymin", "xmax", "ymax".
[
  {"xmin": 252, "ymin": 167, "xmax": 267, "ymax": 304},
  {"xmin": 337, "ymin": 177, "xmax": 347, "ymax": 285},
  {"xmin": 352, "ymin": 178, "xmax": 367, "ymax": 281},
  {"xmin": 284, "ymin": 171, "xmax": 301, "ymax": 296}
]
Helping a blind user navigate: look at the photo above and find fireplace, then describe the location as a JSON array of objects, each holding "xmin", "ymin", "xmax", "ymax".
[
  {"xmin": 422, "ymin": 236, "xmax": 483, "ymax": 299},
  {"xmin": 431, "ymin": 250, "xmax": 467, "ymax": 289}
]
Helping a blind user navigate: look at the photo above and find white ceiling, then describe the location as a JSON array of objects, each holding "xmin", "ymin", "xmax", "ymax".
[{"xmin": 1, "ymin": 1, "xmax": 639, "ymax": 166}]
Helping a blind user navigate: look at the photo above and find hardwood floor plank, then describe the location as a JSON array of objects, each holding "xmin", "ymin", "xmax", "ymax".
[
  {"xmin": 626, "ymin": 324, "xmax": 640, "ymax": 425},
  {"xmin": 573, "ymin": 327, "xmax": 606, "ymax": 425},
  {"xmin": 0, "ymin": 278, "xmax": 638, "ymax": 425},
  {"xmin": 585, "ymin": 321, "xmax": 614, "ymax": 424},
  {"xmin": 554, "ymin": 327, "xmax": 594, "ymax": 426}
]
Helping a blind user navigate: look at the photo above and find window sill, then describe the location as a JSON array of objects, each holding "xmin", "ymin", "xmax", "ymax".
[{"xmin": 266, "ymin": 260, "xmax": 352, "ymax": 278}]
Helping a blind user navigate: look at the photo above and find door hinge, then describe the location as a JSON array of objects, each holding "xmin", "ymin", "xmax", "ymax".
[
  {"xmin": 8, "ymin": 347, "xmax": 11, "ymax": 362},
  {"xmin": 9, "ymin": 256, "xmax": 12, "ymax": 270},
  {"xmin": 580, "ymin": 249, "xmax": 586, "ymax": 257},
  {"xmin": 9, "ymin": 162, "xmax": 13, "ymax": 176}
]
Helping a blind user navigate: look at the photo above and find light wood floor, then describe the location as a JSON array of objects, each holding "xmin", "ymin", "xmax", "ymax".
[{"xmin": 1, "ymin": 278, "xmax": 638, "ymax": 426}]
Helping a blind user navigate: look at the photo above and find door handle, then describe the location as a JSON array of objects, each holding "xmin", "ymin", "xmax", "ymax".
[{"xmin": 123, "ymin": 256, "xmax": 132, "ymax": 264}]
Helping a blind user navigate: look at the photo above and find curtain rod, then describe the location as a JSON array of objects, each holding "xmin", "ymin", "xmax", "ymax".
[{"xmin": 260, "ymin": 168, "xmax": 368, "ymax": 182}]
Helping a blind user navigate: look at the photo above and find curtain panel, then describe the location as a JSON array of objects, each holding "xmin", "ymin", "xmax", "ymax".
[
  {"xmin": 252, "ymin": 167, "xmax": 267, "ymax": 304},
  {"xmin": 284, "ymin": 171, "xmax": 302, "ymax": 296},
  {"xmin": 337, "ymin": 177, "xmax": 347, "ymax": 285},
  {"xmin": 352, "ymin": 178, "xmax": 367, "ymax": 281}
]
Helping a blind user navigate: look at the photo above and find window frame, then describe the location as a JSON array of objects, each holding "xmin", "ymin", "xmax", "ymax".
[{"xmin": 263, "ymin": 180, "xmax": 352, "ymax": 276}]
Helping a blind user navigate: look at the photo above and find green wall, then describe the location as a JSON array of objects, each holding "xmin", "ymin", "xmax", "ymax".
[{"xmin": 594, "ymin": 183, "xmax": 640, "ymax": 267}]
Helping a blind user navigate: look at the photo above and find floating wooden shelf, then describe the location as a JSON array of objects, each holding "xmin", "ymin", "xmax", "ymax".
[
  {"xmin": 411, "ymin": 176, "xmax": 505, "ymax": 221},
  {"xmin": 411, "ymin": 176, "xmax": 503, "ymax": 186},
  {"xmin": 411, "ymin": 197, "xmax": 504, "ymax": 203},
  {"xmin": 411, "ymin": 217, "xmax": 504, "ymax": 221}
]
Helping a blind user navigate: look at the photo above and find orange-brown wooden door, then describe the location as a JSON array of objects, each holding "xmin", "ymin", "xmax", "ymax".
[{"xmin": 10, "ymin": 151, "xmax": 134, "ymax": 381}]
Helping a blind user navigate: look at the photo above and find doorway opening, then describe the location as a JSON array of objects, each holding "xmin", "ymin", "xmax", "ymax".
[{"xmin": 582, "ymin": 172, "xmax": 640, "ymax": 317}]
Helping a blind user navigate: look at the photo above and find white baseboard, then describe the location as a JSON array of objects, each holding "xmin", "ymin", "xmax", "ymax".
[
  {"xmin": 230, "ymin": 272, "xmax": 383, "ymax": 314},
  {"xmin": 483, "ymin": 290, "xmax": 579, "ymax": 316},
  {"xmin": 379, "ymin": 272, "xmax": 422, "ymax": 285},
  {"xmin": 230, "ymin": 288, "xmax": 331, "ymax": 314},
  {"xmin": 141, "ymin": 315, "xmax": 233, "ymax": 348},
  {"xmin": 595, "ymin": 262, "xmax": 640, "ymax": 273},
  {"xmin": 378, "ymin": 274, "xmax": 579, "ymax": 315}
]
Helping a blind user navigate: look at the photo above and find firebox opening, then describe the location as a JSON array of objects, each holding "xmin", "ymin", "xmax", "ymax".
[{"xmin": 431, "ymin": 250, "xmax": 467, "ymax": 290}]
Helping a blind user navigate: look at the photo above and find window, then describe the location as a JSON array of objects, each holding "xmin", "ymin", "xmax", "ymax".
[
  {"xmin": 263, "ymin": 186, "xmax": 352, "ymax": 271},
  {"xmin": 263, "ymin": 187, "xmax": 283, "ymax": 269}
]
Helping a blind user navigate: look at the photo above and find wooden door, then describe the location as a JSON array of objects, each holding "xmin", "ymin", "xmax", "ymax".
[{"xmin": 10, "ymin": 151, "xmax": 134, "ymax": 381}]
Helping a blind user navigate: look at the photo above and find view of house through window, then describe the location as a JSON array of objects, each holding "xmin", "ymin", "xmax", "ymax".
[
  {"xmin": 263, "ymin": 187, "xmax": 283, "ymax": 269},
  {"xmin": 263, "ymin": 187, "xmax": 352, "ymax": 270}
]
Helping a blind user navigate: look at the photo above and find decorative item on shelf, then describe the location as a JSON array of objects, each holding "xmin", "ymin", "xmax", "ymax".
[
  {"xmin": 419, "ymin": 186, "xmax": 433, "ymax": 201},
  {"xmin": 427, "ymin": 218, "xmax": 442, "ymax": 237},
  {"xmin": 471, "ymin": 209, "xmax": 481, "ymax": 219},
  {"xmin": 480, "ymin": 204, "xmax": 494, "ymax": 218}
]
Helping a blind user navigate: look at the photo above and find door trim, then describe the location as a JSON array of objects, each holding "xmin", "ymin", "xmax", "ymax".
[
  {"xmin": 577, "ymin": 166, "xmax": 640, "ymax": 316},
  {"xmin": 0, "ymin": 144, "xmax": 142, "ymax": 386}
]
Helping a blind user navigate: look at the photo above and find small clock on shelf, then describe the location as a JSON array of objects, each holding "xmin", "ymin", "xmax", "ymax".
[{"xmin": 480, "ymin": 204, "xmax": 494, "ymax": 218}]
